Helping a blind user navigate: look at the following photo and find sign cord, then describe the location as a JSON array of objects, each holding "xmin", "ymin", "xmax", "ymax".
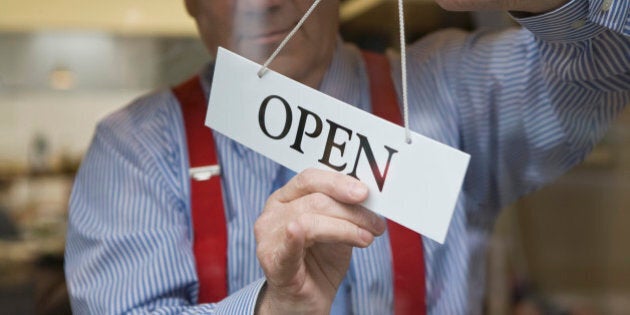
[
  {"xmin": 257, "ymin": 0, "xmax": 411, "ymax": 144},
  {"xmin": 257, "ymin": 0, "xmax": 323, "ymax": 78},
  {"xmin": 398, "ymin": 0, "xmax": 411, "ymax": 144}
]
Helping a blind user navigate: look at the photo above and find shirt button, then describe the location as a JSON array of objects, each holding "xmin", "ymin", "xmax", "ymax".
[
  {"xmin": 602, "ymin": 0, "xmax": 613, "ymax": 12},
  {"xmin": 571, "ymin": 19, "xmax": 586, "ymax": 29}
]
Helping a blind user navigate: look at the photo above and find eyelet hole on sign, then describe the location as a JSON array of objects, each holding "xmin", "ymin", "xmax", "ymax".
[{"xmin": 257, "ymin": 68, "xmax": 266, "ymax": 78}]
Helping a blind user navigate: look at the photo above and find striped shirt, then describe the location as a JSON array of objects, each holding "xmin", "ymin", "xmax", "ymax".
[{"xmin": 65, "ymin": 0, "xmax": 630, "ymax": 314}]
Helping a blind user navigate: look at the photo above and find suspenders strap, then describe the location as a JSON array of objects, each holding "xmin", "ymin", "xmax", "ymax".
[
  {"xmin": 361, "ymin": 51, "xmax": 427, "ymax": 315},
  {"xmin": 173, "ymin": 76, "xmax": 228, "ymax": 303},
  {"xmin": 174, "ymin": 52, "xmax": 427, "ymax": 314}
]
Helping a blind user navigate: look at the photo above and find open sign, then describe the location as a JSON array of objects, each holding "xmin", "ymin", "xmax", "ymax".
[{"xmin": 207, "ymin": 48, "xmax": 469, "ymax": 243}]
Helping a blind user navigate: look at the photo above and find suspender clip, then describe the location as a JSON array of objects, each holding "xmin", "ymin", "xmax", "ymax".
[{"xmin": 190, "ymin": 165, "xmax": 221, "ymax": 181}]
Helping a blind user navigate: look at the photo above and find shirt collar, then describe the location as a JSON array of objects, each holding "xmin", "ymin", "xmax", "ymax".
[{"xmin": 318, "ymin": 37, "xmax": 371, "ymax": 112}]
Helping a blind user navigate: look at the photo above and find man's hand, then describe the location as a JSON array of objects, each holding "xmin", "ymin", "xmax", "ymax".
[
  {"xmin": 254, "ymin": 169, "xmax": 386, "ymax": 314},
  {"xmin": 434, "ymin": 0, "xmax": 569, "ymax": 14}
]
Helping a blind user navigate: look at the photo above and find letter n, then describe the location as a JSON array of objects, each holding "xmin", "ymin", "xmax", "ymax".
[{"xmin": 348, "ymin": 133, "xmax": 398, "ymax": 192}]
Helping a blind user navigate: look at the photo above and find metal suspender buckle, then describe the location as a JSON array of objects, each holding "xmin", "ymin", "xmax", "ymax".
[{"xmin": 190, "ymin": 165, "xmax": 221, "ymax": 181}]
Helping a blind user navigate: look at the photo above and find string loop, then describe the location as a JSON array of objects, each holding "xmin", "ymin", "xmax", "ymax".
[
  {"xmin": 398, "ymin": 0, "xmax": 412, "ymax": 144},
  {"xmin": 257, "ymin": 0, "xmax": 411, "ymax": 144}
]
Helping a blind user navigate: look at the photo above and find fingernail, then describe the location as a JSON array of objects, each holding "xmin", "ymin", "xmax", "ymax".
[{"xmin": 350, "ymin": 181, "xmax": 367, "ymax": 199}]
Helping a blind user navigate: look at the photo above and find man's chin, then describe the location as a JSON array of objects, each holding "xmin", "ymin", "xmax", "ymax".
[{"xmin": 231, "ymin": 43, "xmax": 276, "ymax": 64}]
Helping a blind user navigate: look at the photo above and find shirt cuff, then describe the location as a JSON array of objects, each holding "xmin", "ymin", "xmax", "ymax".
[
  {"xmin": 512, "ymin": 0, "xmax": 629, "ymax": 42},
  {"xmin": 214, "ymin": 278, "xmax": 266, "ymax": 314}
]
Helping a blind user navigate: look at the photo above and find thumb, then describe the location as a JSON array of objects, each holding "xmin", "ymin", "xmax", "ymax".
[{"xmin": 266, "ymin": 221, "xmax": 306, "ymax": 289}]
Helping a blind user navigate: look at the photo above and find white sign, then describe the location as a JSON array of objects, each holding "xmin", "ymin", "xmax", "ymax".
[{"xmin": 207, "ymin": 47, "xmax": 470, "ymax": 243}]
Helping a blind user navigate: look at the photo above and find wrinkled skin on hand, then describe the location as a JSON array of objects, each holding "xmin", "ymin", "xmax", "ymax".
[
  {"xmin": 244, "ymin": 1, "xmax": 570, "ymax": 314},
  {"xmin": 254, "ymin": 169, "xmax": 386, "ymax": 315}
]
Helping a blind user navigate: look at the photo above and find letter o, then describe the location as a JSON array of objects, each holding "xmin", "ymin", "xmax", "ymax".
[{"xmin": 258, "ymin": 95, "xmax": 293, "ymax": 140}]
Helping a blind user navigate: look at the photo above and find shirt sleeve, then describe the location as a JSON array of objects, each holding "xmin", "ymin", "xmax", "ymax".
[
  {"xmin": 64, "ymin": 94, "xmax": 265, "ymax": 314},
  {"xmin": 408, "ymin": 0, "xmax": 629, "ymax": 212},
  {"xmin": 514, "ymin": 0, "xmax": 630, "ymax": 40}
]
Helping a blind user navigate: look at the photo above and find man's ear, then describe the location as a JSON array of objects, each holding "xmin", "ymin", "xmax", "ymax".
[{"xmin": 184, "ymin": 0, "xmax": 197, "ymax": 17}]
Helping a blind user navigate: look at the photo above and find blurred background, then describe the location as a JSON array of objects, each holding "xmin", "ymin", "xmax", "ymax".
[{"xmin": 0, "ymin": 0, "xmax": 628, "ymax": 314}]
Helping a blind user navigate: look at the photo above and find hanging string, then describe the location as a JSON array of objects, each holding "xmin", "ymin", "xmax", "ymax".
[
  {"xmin": 398, "ymin": 0, "xmax": 411, "ymax": 144},
  {"xmin": 257, "ymin": 0, "xmax": 411, "ymax": 144},
  {"xmin": 258, "ymin": 0, "xmax": 323, "ymax": 78}
]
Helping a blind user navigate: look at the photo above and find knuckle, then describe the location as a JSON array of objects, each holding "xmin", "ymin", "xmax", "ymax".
[
  {"xmin": 253, "ymin": 219, "xmax": 265, "ymax": 239},
  {"xmin": 294, "ymin": 171, "xmax": 312, "ymax": 192},
  {"xmin": 295, "ymin": 214, "xmax": 312, "ymax": 233},
  {"xmin": 299, "ymin": 212, "xmax": 316, "ymax": 228},
  {"xmin": 256, "ymin": 246, "xmax": 265, "ymax": 262},
  {"xmin": 254, "ymin": 204, "xmax": 283, "ymax": 240},
  {"xmin": 258, "ymin": 249, "xmax": 274, "ymax": 271},
  {"xmin": 328, "ymin": 173, "xmax": 346, "ymax": 190},
  {"xmin": 267, "ymin": 189, "xmax": 282, "ymax": 203},
  {"xmin": 281, "ymin": 214, "xmax": 309, "ymax": 244},
  {"xmin": 287, "ymin": 218, "xmax": 301, "ymax": 235},
  {"xmin": 302, "ymin": 167, "xmax": 319, "ymax": 178},
  {"xmin": 255, "ymin": 209, "xmax": 271, "ymax": 230},
  {"xmin": 306, "ymin": 192, "xmax": 333, "ymax": 211},
  {"xmin": 256, "ymin": 239, "xmax": 272, "ymax": 265},
  {"xmin": 296, "ymin": 213, "xmax": 320, "ymax": 243}
]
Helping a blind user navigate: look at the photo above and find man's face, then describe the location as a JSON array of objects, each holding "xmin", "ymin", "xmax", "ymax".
[{"xmin": 185, "ymin": 0, "xmax": 340, "ymax": 87}]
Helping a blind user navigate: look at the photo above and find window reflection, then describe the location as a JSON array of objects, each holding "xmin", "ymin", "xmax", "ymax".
[{"xmin": 0, "ymin": 2, "xmax": 628, "ymax": 315}]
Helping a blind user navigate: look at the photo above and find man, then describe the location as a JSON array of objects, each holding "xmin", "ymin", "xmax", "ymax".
[{"xmin": 65, "ymin": 0, "xmax": 630, "ymax": 314}]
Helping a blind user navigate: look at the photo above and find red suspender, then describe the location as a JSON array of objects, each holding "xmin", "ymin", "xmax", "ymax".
[
  {"xmin": 173, "ymin": 52, "xmax": 427, "ymax": 314},
  {"xmin": 361, "ymin": 51, "xmax": 427, "ymax": 315},
  {"xmin": 172, "ymin": 76, "xmax": 228, "ymax": 303}
]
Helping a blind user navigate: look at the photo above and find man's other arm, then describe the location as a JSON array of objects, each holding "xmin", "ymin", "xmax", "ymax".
[
  {"xmin": 64, "ymin": 94, "xmax": 264, "ymax": 314},
  {"xmin": 408, "ymin": 0, "xmax": 629, "ymax": 211}
]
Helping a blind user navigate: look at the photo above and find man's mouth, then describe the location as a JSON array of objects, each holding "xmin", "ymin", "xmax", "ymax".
[{"xmin": 246, "ymin": 24, "xmax": 296, "ymax": 45}]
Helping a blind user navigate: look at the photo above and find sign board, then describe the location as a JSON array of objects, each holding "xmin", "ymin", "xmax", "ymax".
[{"xmin": 207, "ymin": 47, "xmax": 470, "ymax": 243}]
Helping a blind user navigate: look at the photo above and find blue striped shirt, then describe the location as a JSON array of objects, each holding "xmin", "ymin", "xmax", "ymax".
[{"xmin": 65, "ymin": 1, "xmax": 630, "ymax": 314}]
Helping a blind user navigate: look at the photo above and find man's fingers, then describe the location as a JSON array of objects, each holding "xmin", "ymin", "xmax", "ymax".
[
  {"xmin": 276, "ymin": 168, "xmax": 368, "ymax": 204},
  {"xmin": 294, "ymin": 194, "xmax": 385, "ymax": 236},
  {"xmin": 263, "ymin": 215, "xmax": 371, "ymax": 289},
  {"xmin": 265, "ymin": 221, "xmax": 306, "ymax": 288},
  {"xmin": 296, "ymin": 213, "xmax": 375, "ymax": 248},
  {"xmin": 258, "ymin": 169, "xmax": 382, "ymax": 291}
]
